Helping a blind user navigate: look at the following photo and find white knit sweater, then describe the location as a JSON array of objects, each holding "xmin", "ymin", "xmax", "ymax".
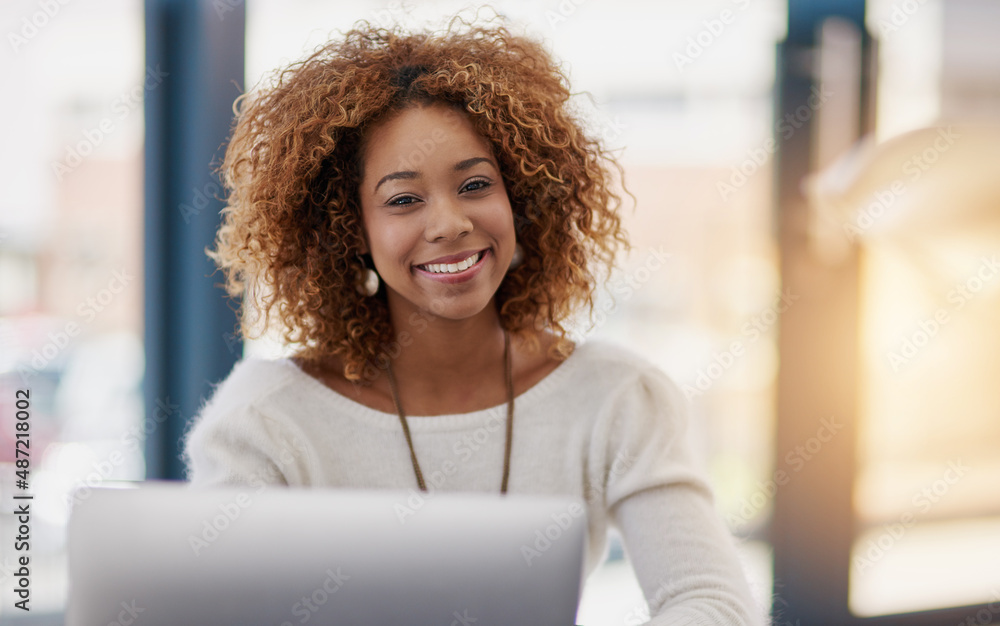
[{"xmin": 183, "ymin": 339, "xmax": 761, "ymax": 625}]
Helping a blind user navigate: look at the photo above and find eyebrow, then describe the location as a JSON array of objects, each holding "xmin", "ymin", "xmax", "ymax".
[
  {"xmin": 373, "ymin": 156, "xmax": 494, "ymax": 192},
  {"xmin": 454, "ymin": 156, "xmax": 492, "ymax": 172}
]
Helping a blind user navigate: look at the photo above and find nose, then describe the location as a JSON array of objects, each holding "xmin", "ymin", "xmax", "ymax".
[{"xmin": 424, "ymin": 196, "xmax": 473, "ymax": 242}]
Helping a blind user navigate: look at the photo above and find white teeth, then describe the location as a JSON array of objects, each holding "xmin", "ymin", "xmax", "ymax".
[{"xmin": 419, "ymin": 251, "xmax": 482, "ymax": 274}]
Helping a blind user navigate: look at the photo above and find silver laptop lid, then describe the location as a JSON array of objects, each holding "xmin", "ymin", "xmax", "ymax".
[{"xmin": 68, "ymin": 483, "xmax": 587, "ymax": 625}]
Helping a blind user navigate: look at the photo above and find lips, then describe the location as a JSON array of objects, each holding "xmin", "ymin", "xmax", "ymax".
[
  {"xmin": 413, "ymin": 248, "xmax": 488, "ymax": 274},
  {"xmin": 412, "ymin": 248, "xmax": 490, "ymax": 283}
]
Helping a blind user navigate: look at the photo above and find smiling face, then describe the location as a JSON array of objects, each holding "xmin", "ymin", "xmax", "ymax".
[{"xmin": 358, "ymin": 102, "xmax": 516, "ymax": 324}]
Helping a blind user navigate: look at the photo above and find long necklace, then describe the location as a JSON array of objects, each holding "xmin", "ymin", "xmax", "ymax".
[{"xmin": 385, "ymin": 329, "xmax": 514, "ymax": 494}]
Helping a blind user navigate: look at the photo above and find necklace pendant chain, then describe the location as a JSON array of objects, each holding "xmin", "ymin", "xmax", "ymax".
[{"xmin": 386, "ymin": 330, "xmax": 514, "ymax": 495}]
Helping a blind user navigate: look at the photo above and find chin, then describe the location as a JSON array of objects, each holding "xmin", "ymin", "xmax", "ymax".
[
  {"xmin": 386, "ymin": 287, "xmax": 495, "ymax": 323},
  {"xmin": 423, "ymin": 297, "xmax": 495, "ymax": 322}
]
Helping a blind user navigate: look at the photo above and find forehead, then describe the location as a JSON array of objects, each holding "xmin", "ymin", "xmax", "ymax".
[{"xmin": 361, "ymin": 103, "xmax": 494, "ymax": 178}]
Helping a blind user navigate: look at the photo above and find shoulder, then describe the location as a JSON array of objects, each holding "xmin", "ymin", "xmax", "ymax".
[
  {"xmin": 564, "ymin": 338, "xmax": 676, "ymax": 393},
  {"xmin": 569, "ymin": 337, "xmax": 654, "ymax": 367},
  {"xmin": 183, "ymin": 357, "xmax": 313, "ymax": 484},
  {"xmin": 193, "ymin": 357, "xmax": 303, "ymax": 424},
  {"xmin": 563, "ymin": 339, "xmax": 690, "ymax": 439}
]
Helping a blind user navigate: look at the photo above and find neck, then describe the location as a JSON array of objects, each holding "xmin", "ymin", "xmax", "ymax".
[{"xmin": 386, "ymin": 302, "xmax": 506, "ymax": 397}]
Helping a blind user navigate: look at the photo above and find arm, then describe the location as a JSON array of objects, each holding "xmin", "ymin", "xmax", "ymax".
[{"xmin": 602, "ymin": 367, "xmax": 763, "ymax": 626}]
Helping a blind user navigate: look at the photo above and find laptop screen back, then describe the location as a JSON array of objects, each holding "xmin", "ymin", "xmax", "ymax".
[{"xmin": 67, "ymin": 483, "xmax": 586, "ymax": 625}]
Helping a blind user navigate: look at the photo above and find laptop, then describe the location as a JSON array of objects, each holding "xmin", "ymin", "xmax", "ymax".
[{"xmin": 67, "ymin": 482, "xmax": 587, "ymax": 625}]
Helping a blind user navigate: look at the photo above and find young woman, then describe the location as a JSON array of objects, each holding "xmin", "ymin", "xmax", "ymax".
[{"xmin": 184, "ymin": 17, "xmax": 760, "ymax": 624}]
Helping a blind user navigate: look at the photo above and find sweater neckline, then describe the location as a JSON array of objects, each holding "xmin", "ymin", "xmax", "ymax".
[{"xmin": 277, "ymin": 340, "xmax": 587, "ymax": 431}]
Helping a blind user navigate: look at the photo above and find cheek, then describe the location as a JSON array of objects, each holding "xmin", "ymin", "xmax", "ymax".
[
  {"xmin": 482, "ymin": 196, "xmax": 515, "ymax": 234},
  {"xmin": 365, "ymin": 216, "xmax": 416, "ymax": 266}
]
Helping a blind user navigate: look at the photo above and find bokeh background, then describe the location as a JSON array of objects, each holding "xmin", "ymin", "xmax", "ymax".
[{"xmin": 1, "ymin": 1, "xmax": 998, "ymax": 624}]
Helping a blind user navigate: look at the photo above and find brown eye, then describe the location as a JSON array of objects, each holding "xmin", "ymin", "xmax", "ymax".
[
  {"xmin": 388, "ymin": 195, "xmax": 419, "ymax": 206},
  {"xmin": 461, "ymin": 178, "xmax": 491, "ymax": 193}
]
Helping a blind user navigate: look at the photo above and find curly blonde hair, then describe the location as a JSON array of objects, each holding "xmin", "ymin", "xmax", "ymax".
[{"xmin": 211, "ymin": 16, "xmax": 630, "ymax": 381}]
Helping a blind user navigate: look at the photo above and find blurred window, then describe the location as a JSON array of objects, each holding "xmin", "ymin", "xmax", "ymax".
[
  {"xmin": 0, "ymin": 0, "xmax": 145, "ymax": 617},
  {"xmin": 847, "ymin": 0, "xmax": 1000, "ymax": 616}
]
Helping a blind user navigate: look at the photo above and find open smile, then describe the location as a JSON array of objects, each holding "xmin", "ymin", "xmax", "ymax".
[{"xmin": 412, "ymin": 248, "xmax": 490, "ymax": 284}]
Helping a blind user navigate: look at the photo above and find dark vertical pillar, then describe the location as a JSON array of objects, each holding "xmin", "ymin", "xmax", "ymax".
[
  {"xmin": 771, "ymin": 0, "xmax": 869, "ymax": 623},
  {"xmin": 143, "ymin": 0, "xmax": 245, "ymax": 480}
]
